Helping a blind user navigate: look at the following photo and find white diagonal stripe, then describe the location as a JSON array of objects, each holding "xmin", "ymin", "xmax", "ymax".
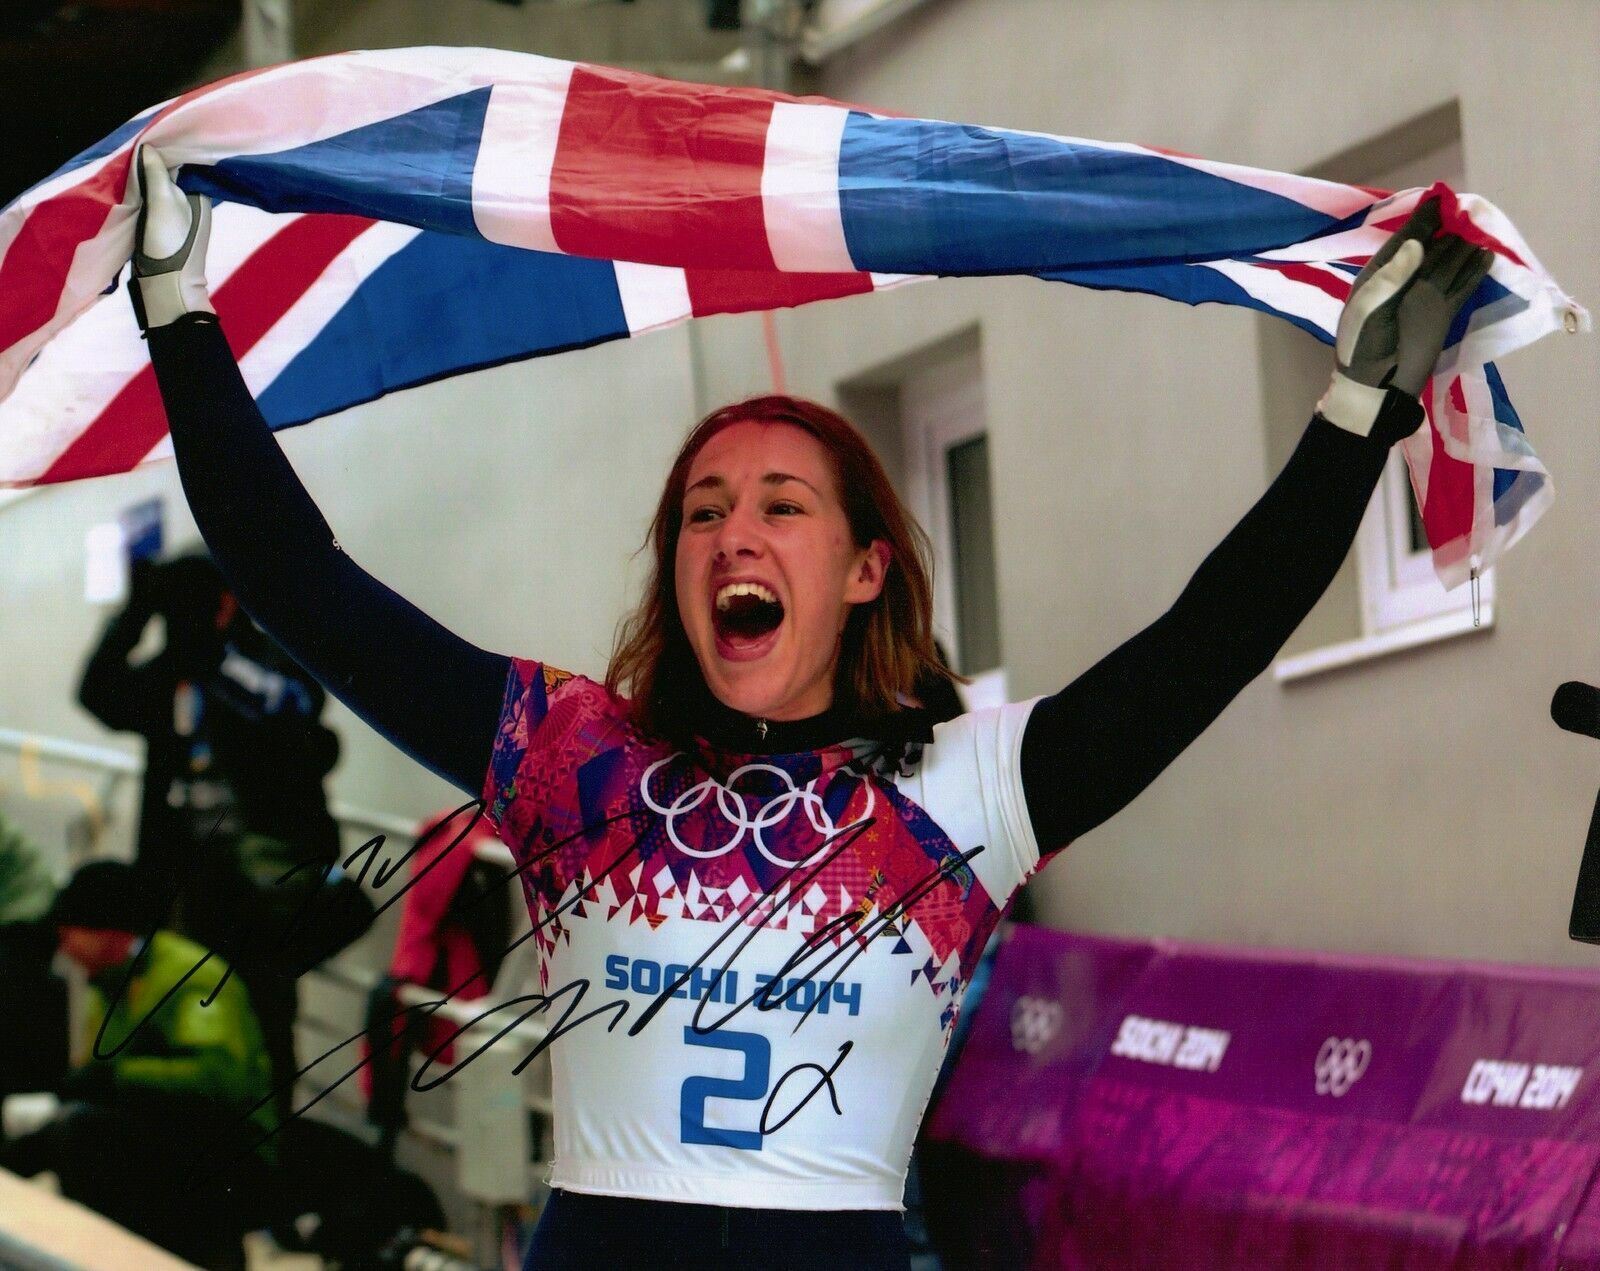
[
  {"xmin": 240, "ymin": 220, "xmax": 420, "ymax": 395},
  {"xmin": 613, "ymin": 261, "xmax": 693, "ymax": 334},
  {"xmin": 471, "ymin": 61, "xmax": 576, "ymax": 254},
  {"xmin": 1201, "ymin": 258, "xmax": 1343, "ymax": 336},
  {"xmin": 763, "ymin": 103, "xmax": 855, "ymax": 273}
]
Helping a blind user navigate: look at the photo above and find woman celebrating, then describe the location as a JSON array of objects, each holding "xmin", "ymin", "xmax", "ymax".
[{"xmin": 130, "ymin": 147, "xmax": 1488, "ymax": 1270}]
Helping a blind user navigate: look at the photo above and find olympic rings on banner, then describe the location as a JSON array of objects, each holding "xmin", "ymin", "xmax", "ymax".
[
  {"xmin": 639, "ymin": 756, "xmax": 875, "ymax": 868},
  {"xmin": 1010, "ymin": 995, "xmax": 1062, "ymax": 1054},
  {"xmin": 1313, "ymin": 1036, "xmax": 1371, "ymax": 1097}
]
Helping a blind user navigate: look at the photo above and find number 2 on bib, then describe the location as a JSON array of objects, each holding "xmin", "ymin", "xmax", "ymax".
[{"xmin": 679, "ymin": 1027, "xmax": 771, "ymax": 1150}]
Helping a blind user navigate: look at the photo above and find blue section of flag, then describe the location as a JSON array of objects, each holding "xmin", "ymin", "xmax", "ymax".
[
  {"xmin": 1483, "ymin": 361, "xmax": 1537, "ymax": 527},
  {"xmin": 183, "ymin": 89, "xmax": 492, "ymax": 237},
  {"xmin": 1445, "ymin": 275, "xmax": 1516, "ymax": 349},
  {"xmin": 1494, "ymin": 467, "xmax": 1517, "ymax": 514},
  {"xmin": 1483, "ymin": 361, "xmax": 1523, "ymax": 435},
  {"xmin": 1492, "ymin": 468, "xmax": 1543, "ymax": 527},
  {"xmin": 257, "ymin": 232, "xmax": 628, "ymax": 428},
  {"xmin": 836, "ymin": 114, "xmax": 1341, "ymax": 275}
]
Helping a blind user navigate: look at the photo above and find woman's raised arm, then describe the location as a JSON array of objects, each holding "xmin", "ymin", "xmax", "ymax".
[
  {"xmin": 1020, "ymin": 200, "xmax": 1493, "ymax": 855},
  {"xmin": 134, "ymin": 149, "xmax": 508, "ymax": 794}
]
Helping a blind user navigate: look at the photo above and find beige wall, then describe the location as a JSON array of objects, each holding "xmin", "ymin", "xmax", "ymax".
[
  {"xmin": 695, "ymin": 0, "xmax": 1600, "ymax": 964},
  {"xmin": 4, "ymin": 0, "xmax": 1596, "ymax": 970}
]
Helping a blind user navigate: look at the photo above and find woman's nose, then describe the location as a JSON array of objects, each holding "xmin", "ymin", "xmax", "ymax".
[{"xmin": 713, "ymin": 503, "xmax": 764, "ymax": 559}]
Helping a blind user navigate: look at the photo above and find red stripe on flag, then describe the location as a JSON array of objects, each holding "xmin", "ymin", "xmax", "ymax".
[
  {"xmin": 1253, "ymin": 260, "xmax": 1352, "ymax": 303},
  {"xmin": 1429, "ymin": 183, "xmax": 1527, "ymax": 268},
  {"xmin": 34, "ymin": 368, "xmax": 169, "ymax": 487},
  {"xmin": 0, "ymin": 159, "xmax": 127, "ymax": 353},
  {"xmin": 1138, "ymin": 142, "xmax": 1202, "ymax": 160},
  {"xmin": 211, "ymin": 214, "xmax": 374, "ymax": 350},
  {"xmin": 38, "ymin": 214, "xmax": 374, "ymax": 484},
  {"xmin": 684, "ymin": 268, "xmax": 874, "ymax": 318},
  {"xmin": 550, "ymin": 64, "xmax": 778, "ymax": 270},
  {"xmin": 1372, "ymin": 183, "xmax": 1526, "ymax": 268},
  {"xmin": 1420, "ymin": 380, "xmax": 1477, "ymax": 550},
  {"xmin": 0, "ymin": 60, "xmax": 290, "ymax": 362}
]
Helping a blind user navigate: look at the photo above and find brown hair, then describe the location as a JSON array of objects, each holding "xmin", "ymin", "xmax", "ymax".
[{"xmin": 606, "ymin": 395, "xmax": 956, "ymax": 745}]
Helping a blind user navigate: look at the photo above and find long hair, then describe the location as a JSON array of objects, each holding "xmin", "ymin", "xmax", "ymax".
[{"xmin": 607, "ymin": 395, "xmax": 956, "ymax": 747}]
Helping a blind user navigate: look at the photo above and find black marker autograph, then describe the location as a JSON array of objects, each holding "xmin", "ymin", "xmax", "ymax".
[{"xmin": 85, "ymin": 796, "xmax": 983, "ymax": 1183}]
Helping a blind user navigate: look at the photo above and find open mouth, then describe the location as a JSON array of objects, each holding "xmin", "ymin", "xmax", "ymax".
[{"xmin": 713, "ymin": 581, "xmax": 785, "ymax": 655}]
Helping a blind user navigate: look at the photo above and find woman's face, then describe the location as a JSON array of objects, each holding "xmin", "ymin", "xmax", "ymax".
[{"xmin": 675, "ymin": 420, "xmax": 887, "ymax": 721}]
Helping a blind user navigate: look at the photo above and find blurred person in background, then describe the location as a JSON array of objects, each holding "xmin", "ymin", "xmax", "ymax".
[
  {"xmin": 0, "ymin": 859, "xmax": 275, "ymax": 1269},
  {"xmin": 77, "ymin": 549, "xmax": 340, "ymax": 894},
  {"xmin": 77, "ymin": 548, "xmax": 350, "ymax": 1117},
  {"xmin": 362, "ymin": 803, "xmax": 511, "ymax": 1159}
]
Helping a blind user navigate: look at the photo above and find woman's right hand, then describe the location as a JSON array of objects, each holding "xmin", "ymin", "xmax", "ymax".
[{"xmin": 130, "ymin": 145, "xmax": 215, "ymax": 331}]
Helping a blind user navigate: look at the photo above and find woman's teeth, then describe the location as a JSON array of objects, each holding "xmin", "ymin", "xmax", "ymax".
[
  {"xmin": 716, "ymin": 582, "xmax": 779, "ymax": 611},
  {"xmin": 713, "ymin": 581, "xmax": 785, "ymax": 644}
]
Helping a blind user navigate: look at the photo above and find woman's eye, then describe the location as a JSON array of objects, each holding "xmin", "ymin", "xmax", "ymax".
[
  {"xmin": 768, "ymin": 501, "xmax": 802, "ymax": 516},
  {"xmin": 687, "ymin": 506, "xmax": 722, "ymax": 524}
]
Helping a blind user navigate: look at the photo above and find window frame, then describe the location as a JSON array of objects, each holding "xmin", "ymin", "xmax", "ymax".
[
  {"xmin": 1356, "ymin": 446, "xmax": 1494, "ymax": 636},
  {"xmin": 1273, "ymin": 449, "xmax": 1492, "ymax": 683},
  {"xmin": 899, "ymin": 353, "xmax": 1009, "ymax": 709}
]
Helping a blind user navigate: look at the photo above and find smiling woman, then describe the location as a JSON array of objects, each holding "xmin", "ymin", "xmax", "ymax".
[
  {"xmin": 609, "ymin": 396, "xmax": 946, "ymax": 750},
  {"xmin": 125, "ymin": 146, "xmax": 1490, "ymax": 1271}
]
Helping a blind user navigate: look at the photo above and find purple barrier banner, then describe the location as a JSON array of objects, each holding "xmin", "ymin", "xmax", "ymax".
[
  {"xmin": 925, "ymin": 927, "xmax": 1600, "ymax": 1270},
  {"xmin": 926, "ymin": 927, "xmax": 1157, "ymax": 1161}
]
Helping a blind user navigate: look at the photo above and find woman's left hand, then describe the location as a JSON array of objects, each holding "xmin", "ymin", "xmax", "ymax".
[{"xmin": 1317, "ymin": 198, "xmax": 1494, "ymax": 437}]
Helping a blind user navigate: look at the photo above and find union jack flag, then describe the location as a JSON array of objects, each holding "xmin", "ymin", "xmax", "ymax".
[{"xmin": 0, "ymin": 47, "xmax": 1585, "ymax": 585}]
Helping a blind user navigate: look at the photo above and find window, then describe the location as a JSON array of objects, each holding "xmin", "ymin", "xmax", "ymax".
[
  {"xmin": 1353, "ymin": 445, "xmax": 1493, "ymax": 639},
  {"xmin": 900, "ymin": 353, "xmax": 1008, "ymax": 708},
  {"xmin": 1264, "ymin": 103, "xmax": 1493, "ymax": 683}
]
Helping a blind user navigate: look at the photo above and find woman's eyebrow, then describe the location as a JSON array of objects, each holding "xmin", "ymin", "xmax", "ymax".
[
  {"xmin": 684, "ymin": 472, "xmax": 820, "ymax": 496},
  {"xmin": 763, "ymin": 471, "xmax": 820, "ymax": 494}
]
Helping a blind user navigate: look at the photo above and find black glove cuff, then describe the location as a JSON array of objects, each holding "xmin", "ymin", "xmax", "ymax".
[
  {"xmin": 1368, "ymin": 388, "xmax": 1427, "ymax": 448},
  {"xmin": 126, "ymin": 271, "xmax": 149, "ymax": 336},
  {"xmin": 1314, "ymin": 387, "xmax": 1426, "ymax": 451}
]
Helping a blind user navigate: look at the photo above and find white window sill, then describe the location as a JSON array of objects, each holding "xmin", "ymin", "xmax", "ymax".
[{"xmin": 1273, "ymin": 603, "xmax": 1494, "ymax": 684}]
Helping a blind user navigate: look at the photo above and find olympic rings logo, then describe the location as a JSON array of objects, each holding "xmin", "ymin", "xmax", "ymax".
[
  {"xmin": 1314, "ymin": 1037, "xmax": 1371, "ymax": 1097},
  {"xmin": 1010, "ymin": 996, "xmax": 1062, "ymax": 1055},
  {"xmin": 639, "ymin": 756, "xmax": 875, "ymax": 868}
]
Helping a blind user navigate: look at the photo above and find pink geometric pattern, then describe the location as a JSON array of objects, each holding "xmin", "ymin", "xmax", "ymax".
[{"xmin": 483, "ymin": 658, "xmax": 998, "ymax": 1026}]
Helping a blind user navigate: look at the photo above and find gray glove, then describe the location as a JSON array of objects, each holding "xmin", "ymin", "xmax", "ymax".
[
  {"xmin": 128, "ymin": 146, "xmax": 214, "ymax": 332},
  {"xmin": 1318, "ymin": 198, "xmax": 1494, "ymax": 437}
]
